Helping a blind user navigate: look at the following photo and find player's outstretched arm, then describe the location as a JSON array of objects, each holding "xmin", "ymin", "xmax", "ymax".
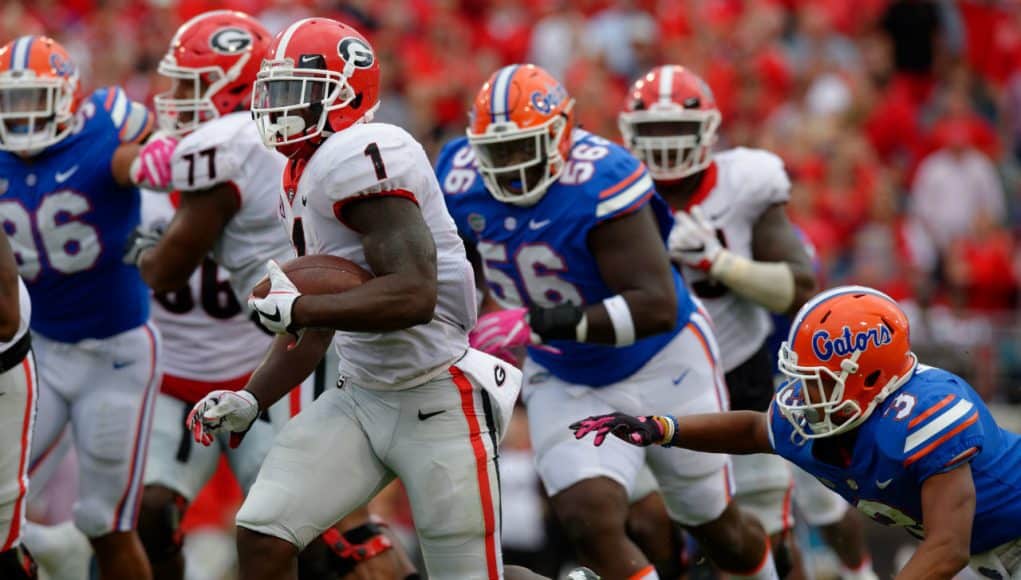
[
  {"xmin": 895, "ymin": 464, "xmax": 975, "ymax": 580},
  {"xmin": 571, "ymin": 410, "xmax": 774, "ymax": 455},
  {"xmin": 0, "ymin": 232, "xmax": 21, "ymax": 341},
  {"xmin": 291, "ymin": 196, "xmax": 439, "ymax": 332},
  {"xmin": 539, "ymin": 205, "xmax": 675, "ymax": 345},
  {"xmin": 131, "ymin": 185, "xmax": 241, "ymax": 291}
]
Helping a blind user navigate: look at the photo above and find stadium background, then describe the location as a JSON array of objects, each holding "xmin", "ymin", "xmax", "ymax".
[{"xmin": 6, "ymin": 0, "xmax": 1021, "ymax": 578}]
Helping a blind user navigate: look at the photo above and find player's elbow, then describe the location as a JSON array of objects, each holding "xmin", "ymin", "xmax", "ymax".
[
  {"xmin": 400, "ymin": 278, "xmax": 438, "ymax": 327},
  {"xmin": 928, "ymin": 534, "xmax": 971, "ymax": 577},
  {"xmin": 637, "ymin": 292, "xmax": 677, "ymax": 336},
  {"xmin": 144, "ymin": 272, "xmax": 191, "ymax": 294},
  {"xmin": 0, "ymin": 316, "xmax": 19, "ymax": 342},
  {"xmin": 140, "ymin": 261, "xmax": 191, "ymax": 294},
  {"xmin": 936, "ymin": 548, "xmax": 970, "ymax": 577}
]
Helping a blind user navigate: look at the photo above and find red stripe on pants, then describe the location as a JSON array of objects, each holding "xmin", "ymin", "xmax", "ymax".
[
  {"xmin": 450, "ymin": 366, "xmax": 499, "ymax": 579},
  {"xmin": 3, "ymin": 357, "xmax": 34, "ymax": 551}
]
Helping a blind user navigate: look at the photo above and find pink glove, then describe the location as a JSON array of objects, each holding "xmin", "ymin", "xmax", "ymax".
[
  {"xmin": 130, "ymin": 133, "xmax": 177, "ymax": 191},
  {"xmin": 470, "ymin": 308, "xmax": 533, "ymax": 365}
]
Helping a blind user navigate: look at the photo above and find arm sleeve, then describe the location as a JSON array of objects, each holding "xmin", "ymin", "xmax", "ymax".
[
  {"xmin": 96, "ymin": 87, "xmax": 154, "ymax": 144},
  {"xmin": 592, "ymin": 150, "xmax": 656, "ymax": 224}
]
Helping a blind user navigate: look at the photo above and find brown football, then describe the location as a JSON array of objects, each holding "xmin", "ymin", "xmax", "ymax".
[{"xmin": 251, "ymin": 255, "xmax": 374, "ymax": 298}]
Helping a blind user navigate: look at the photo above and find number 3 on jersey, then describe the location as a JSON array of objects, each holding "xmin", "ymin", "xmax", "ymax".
[
  {"xmin": 0, "ymin": 191, "xmax": 101, "ymax": 281},
  {"xmin": 477, "ymin": 240, "xmax": 582, "ymax": 308}
]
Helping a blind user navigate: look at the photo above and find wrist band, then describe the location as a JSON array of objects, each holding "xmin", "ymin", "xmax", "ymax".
[
  {"xmin": 602, "ymin": 295, "xmax": 635, "ymax": 346},
  {"xmin": 575, "ymin": 313, "xmax": 589, "ymax": 342}
]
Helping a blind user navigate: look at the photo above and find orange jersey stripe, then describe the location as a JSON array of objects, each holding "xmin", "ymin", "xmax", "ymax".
[
  {"xmin": 904, "ymin": 411, "xmax": 979, "ymax": 467},
  {"xmin": 908, "ymin": 394, "xmax": 955, "ymax": 428},
  {"xmin": 598, "ymin": 165, "xmax": 645, "ymax": 199}
]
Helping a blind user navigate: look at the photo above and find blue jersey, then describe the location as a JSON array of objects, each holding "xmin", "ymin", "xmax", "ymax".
[
  {"xmin": 769, "ymin": 365, "xmax": 1021, "ymax": 553},
  {"xmin": 438, "ymin": 131, "xmax": 695, "ymax": 387},
  {"xmin": 0, "ymin": 88, "xmax": 153, "ymax": 342}
]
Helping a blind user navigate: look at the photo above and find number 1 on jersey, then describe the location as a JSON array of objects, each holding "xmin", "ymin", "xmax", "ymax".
[{"xmin": 364, "ymin": 142, "xmax": 387, "ymax": 180}]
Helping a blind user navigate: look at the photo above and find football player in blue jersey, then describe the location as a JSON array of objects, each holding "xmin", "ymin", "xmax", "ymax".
[
  {"xmin": 573, "ymin": 285, "xmax": 1021, "ymax": 580},
  {"xmin": 0, "ymin": 36, "xmax": 159, "ymax": 580},
  {"xmin": 439, "ymin": 63, "xmax": 778, "ymax": 580}
]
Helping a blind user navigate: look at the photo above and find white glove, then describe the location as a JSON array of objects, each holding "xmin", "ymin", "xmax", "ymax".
[
  {"xmin": 248, "ymin": 260, "xmax": 301, "ymax": 335},
  {"xmin": 130, "ymin": 132, "xmax": 177, "ymax": 192},
  {"xmin": 186, "ymin": 389, "xmax": 259, "ymax": 449},
  {"xmin": 122, "ymin": 224, "xmax": 164, "ymax": 266},
  {"xmin": 668, "ymin": 205, "xmax": 723, "ymax": 271}
]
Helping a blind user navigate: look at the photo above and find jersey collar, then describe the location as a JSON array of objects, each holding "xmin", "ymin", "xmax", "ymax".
[{"xmin": 683, "ymin": 161, "xmax": 718, "ymax": 212}]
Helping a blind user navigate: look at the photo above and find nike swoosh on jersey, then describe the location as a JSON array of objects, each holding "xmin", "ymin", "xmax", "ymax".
[
  {"xmin": 418, "ymin": 409, "xmax": 446, "ymax": 421},
  {"xmin": 876, "ymin": 479, "xmax": 893, "ymax": 489},
  {"xmin": 55, "ymin": 165, "xmax": 80, "ymax": 183},
  {"xmin": 672, "ymin": 369, "xmax": 690, "ymax": 386},
  {"xmin": 528, "ymin": 219, "xmax": 551, "ymax": 230}
]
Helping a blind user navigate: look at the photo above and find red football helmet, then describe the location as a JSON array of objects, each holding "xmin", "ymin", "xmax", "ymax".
[
  {"xmin": 251, "ymin": 17, "xmax": 380, "ymax": 157},
  {"xmin": 618, "ymin": 65, "xmax": 720, "ymax": 181},
  {"xmin": 0, "ymin": 35, "xmax": 80, "ymax": 154},
  {"xmin": 155, "ymin": 10, "xmax": 271, "ymax": 136},
  {"xmin": 467, "ymin": 64, "xmax": 575, "ymax": 207},
  {"xmin": 776, "ymin": 286, "xmax": 917, "ymax": 441}
]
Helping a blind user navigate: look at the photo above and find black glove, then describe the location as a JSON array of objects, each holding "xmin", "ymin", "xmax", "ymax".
[
  {"xmin": 528, "ymin": 302, "xmax": 584, "ymax": 342},
  {"xmin": 569, "ymin": 412, "xmax": 675, "ymax": 447}
]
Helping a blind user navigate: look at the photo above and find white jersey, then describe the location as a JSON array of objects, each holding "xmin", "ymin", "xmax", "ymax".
[
  {"xmin": 280, "ymin": 123, "xmax": 476, "ymax": 389},
  {"xmin": 170, "ymin": 112, "xmax": 295, "ymax": 302},
  {"xmin": 141, "ymin": 191, "xmax": 270, "ymax": 382},
  {"xmin": 679, "ymin": 147, "xmax": 790, "ymax": 372}
]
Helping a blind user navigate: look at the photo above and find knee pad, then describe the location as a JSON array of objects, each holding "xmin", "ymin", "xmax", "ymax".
[
  {"xmin": 137, "ymin": 487, "xmax": 186, "ymax": 563},
  {"xmin": 0, "ymin": 545, "xmax": 38, "ymax": 579}
]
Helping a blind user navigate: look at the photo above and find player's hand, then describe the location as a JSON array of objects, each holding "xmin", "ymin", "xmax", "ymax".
[
  {"xmin": 186, "ymin": 389, "xmax": 259, "ymax": 449},
  {"xmin": 130, "ymin": 132, "xmax": 177, "ymax": 192},
  {"xmin": 122, "ymin": 224, "xmax": 164, "ymax": 266},
  {"xmin": 469, "ymin": 308, "xmax": 537, "ymax": 364},
  {"xmin": 248, "ymin": 260, "xmax": 302, "ymax": 336},
  {"xmin": 669, "ymin": 206, "xmax": 722, "ymax": 271},
  {"xmin": 570, "ymin": 412, "xmax": 676, "ymax": 447},
  {"xmin": 469, "ymin": 308, "xmax": 560, "ymax": 363}
]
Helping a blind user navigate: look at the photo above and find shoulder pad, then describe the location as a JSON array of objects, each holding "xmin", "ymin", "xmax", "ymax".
[
  {"xmin": 91, "ymin": 87, "xmax": 154, "ymax": 144},
  {"xmin": 170, "ymin": 114, "xmax": 260, "ymax": 192},
  {"xmin": 436, "ymin": 136, "xmax": 483, "ymax": 201},
  {"xmin": 305, "ymin": 123, "xmax": 428, "ymax": 204},
  {"xmin": 575, "ymin": 139, "xmax": 654, "ymax": 222},
  {"xmin": 884, "ymin": 373, "xmax": 984, "ymax": 475},
  {"xmin": 715, "ymin": 147, "xmax": 791, "ymax": 208}
]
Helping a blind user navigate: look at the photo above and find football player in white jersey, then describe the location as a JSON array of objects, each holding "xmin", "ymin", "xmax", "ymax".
[
  {"xmin": 123, "ymin": 11, "xmax": 413, "ymax": 579},
  {"xmin": 137, "ymin": 188, "xmax": 287, "ymax": 579},
  {"xmin": 185, "ymin": 18, "xmax": 523, "ymax": 580},
  {"xmin": 0, "ymin": 231, "xmax": 36, "ymax": 580},
  {"xmin": 619, "ymin": 65, "xmax": 874, "ymax": 579}
]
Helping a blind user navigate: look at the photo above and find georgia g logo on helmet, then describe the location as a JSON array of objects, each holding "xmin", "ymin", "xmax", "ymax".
[
  {"xmin": 338, "ymin": 37, "xmax": 374, "ymax": 69},
  {"xmin": 209, "ymin": 27, "xmax": 253, "ymax": 54}
]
